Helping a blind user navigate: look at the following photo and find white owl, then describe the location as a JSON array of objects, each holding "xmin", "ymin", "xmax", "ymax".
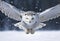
[{"xmin": 0, "ymin": 0, "xmax": 60, "ymax": 34}]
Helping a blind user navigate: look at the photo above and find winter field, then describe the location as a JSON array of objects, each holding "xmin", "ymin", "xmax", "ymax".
[{"xmin": 0, "ymin": 31, "xmax": 60, "ymax": 41}]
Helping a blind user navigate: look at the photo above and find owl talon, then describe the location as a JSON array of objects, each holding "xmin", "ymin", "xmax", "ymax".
[
  {"xmin": 30, "ymin": 29, "xmax": 35, "ymax": 34},
  {"xmin": 25, "ymin": 29, "xmax": 29, "ymax": 34}
]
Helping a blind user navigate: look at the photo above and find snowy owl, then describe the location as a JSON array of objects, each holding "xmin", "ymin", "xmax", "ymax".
[{"xmin": 0, "ymin": 0, "xmax": 60, "ymax": 34}]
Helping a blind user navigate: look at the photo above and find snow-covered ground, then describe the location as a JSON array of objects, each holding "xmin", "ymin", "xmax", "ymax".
[{"xmin": 0, "ymin": 31, "xmax": 60, "ymax": 41}]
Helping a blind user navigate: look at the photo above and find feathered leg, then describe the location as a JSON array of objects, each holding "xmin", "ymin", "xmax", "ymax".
[
  {"xmin": 30, "ymin": 29, "xmax": 35, "ymax": 34},
  {"xmin": 25, "ymin": 29, "xmax": 29, "ymax": 34}
]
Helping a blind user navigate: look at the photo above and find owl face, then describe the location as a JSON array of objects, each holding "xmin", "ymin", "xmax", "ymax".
[{"xmin": 22, "ymin": 11, "xmax": 38, "ymax": 25}]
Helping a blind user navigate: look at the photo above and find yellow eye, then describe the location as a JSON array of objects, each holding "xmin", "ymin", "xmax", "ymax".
[
  {"xmin": 32, "ymin": 18, "xmax": 34, "ymax": 20},
  {"xmin": 32, "ymin": 14, "xmax": 35, "ymax": 15},
  {"xmin": 33, "ymin": 14, "xmax": 35, "ymax": 15},
  {"xmin": 25, "ymin": 14, "xmax": 27, "ymax": 15}
]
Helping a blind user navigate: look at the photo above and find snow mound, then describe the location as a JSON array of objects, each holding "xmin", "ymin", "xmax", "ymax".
[{"xmin": 0, "ymin": 31, "xmax": 60, "ymax": 41}]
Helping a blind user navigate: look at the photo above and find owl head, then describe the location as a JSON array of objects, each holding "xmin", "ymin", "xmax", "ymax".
[{"xmin": 21, "ymin": 11, "xmax": 39, "ymax": 25}]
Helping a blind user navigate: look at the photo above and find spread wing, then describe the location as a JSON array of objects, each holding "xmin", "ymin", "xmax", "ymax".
[
  {"xmin": 0, "ymin": 1, "xmax": 22, "ymax": 21},
  {"xmin": 38, "ymin": 4, "xmax": 60, "ymax": 22}
]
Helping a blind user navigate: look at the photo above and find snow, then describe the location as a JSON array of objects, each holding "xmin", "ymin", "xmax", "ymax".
[{"xmin": 0, "ymin": 31, "xmax": 60, "ymax": 41}]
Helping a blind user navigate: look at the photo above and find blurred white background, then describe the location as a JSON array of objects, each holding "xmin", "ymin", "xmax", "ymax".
[{"xmin": 0, "ymin": 31, "xmax": 60, "ymax": 41}]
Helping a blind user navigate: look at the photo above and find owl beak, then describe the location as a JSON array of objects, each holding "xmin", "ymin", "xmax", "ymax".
[{"xmin": 29, "ymin": 21, "xmax": 31, "ymax": 23}]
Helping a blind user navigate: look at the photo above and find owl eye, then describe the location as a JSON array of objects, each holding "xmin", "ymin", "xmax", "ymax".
[
  {"xmin": 32, "ymin": 18, "xmax": 34, "ymax": 20},
  {"xmin": 25, "ymin": 14, "xmax": 27, "ymax": 15},
  {"xmin": 33, "ymin": 14, "xmax": 35, "ymax": 15}
]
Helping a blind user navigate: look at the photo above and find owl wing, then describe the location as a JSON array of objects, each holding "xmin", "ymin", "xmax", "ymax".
[
  {"xmin": 38, "ymin": 4, "xmax": 60, "ymax": 22},
  {"xmin": 0, "ymin": 1, "xmax": 23, "ymax": 21}
]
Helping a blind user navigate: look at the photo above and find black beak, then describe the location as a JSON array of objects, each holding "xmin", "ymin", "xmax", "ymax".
[{"xmin": 29, "ymin": 21, "xmax": 31, "ymax": 23}]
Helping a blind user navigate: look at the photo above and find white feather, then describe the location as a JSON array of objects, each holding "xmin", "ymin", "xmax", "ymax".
[{"xmin": 39, "ymin": 4, "xmax": 60, "ymax": 22}]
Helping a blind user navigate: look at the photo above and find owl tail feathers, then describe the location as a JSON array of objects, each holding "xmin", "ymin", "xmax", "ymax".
[{"xmin": 35, "ymin": 23, "xmax": 46, "ymax": 30}]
